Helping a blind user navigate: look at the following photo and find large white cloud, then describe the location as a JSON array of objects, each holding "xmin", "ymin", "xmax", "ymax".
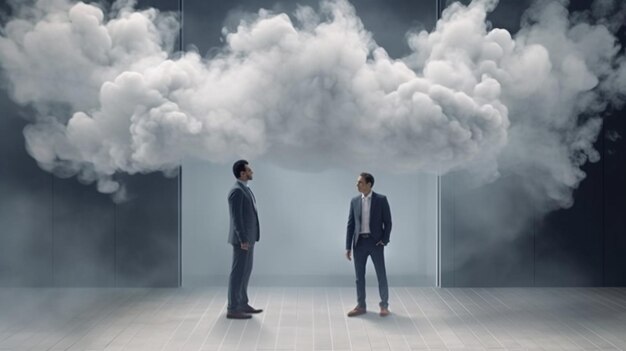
[{"xmin": 0, "ymin": 0, "xmax": 624, "ymax": 205}]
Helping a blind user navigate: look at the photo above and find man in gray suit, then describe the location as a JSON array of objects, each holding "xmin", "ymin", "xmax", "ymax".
[
  {"xmin": 227, "ymin": 160, "xmax": 262, "ymax": 319},
  {"xmin": 346, "ymin": 172, "xmax": 392, "ymax": 317}
]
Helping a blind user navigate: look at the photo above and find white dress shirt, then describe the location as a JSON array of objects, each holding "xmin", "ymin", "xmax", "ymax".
[{"xmin": 360, "ymin": 192, "xmax": 372, "ymax": 234}]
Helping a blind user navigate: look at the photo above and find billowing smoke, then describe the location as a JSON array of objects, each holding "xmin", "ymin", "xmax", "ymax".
[{"xmin": 0, "ymin": 0, "xmax": 624, "ymax": 205}]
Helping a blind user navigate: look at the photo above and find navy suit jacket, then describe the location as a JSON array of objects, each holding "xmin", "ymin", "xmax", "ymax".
[
  {"xmin": 346, "ymin": 191, "xmax": 392, "ymax": 250},
  {"xmin": 227, "ymin": 181, "xmax": 260, "ymax": 245}
]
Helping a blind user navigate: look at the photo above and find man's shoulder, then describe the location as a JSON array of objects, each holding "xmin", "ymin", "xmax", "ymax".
[
  {"xmin": 228, "ymin": 183, "xmax": 244, "ymax": 196},
  {"xmin": 373, "ymin": 191, "xmax": 386, "ymax": 198}
]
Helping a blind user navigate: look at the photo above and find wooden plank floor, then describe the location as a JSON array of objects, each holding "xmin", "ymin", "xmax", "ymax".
[{"xmin": 0, "ymin": 287, "xmax": 625, "ymax": 350}]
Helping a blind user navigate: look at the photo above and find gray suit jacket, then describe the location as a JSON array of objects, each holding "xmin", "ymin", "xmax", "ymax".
[
  {"xmin": 228, "ymin": 181, "xmax": 260, "ymax": 245},
  {"xmin": 346, "ymin": 192, "xmax": 392, "ymax": 250}
]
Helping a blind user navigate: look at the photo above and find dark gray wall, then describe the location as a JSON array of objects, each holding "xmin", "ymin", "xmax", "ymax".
[
  {"xmin": 0, "ymin": 96, "xmax": 54, "ymax": 286},
  {"xmin": 0, "ymin": 0, "xmax": 180, "ymax": 287},
  {"xmin": 441, "ymin": 115, "xmax": 626, "ymax": 287},
  {"xmin": 602, "ymin": 106, "xmax": 626, "ymax": 286},
  {"xmin": 440, "ymin": 0, "xmax": 626, "ymax": 287}
]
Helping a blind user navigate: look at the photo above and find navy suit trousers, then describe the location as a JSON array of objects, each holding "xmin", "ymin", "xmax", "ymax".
[{"xmin": 353, "ymin": 236, "xmax": 389, "ymax": 309}]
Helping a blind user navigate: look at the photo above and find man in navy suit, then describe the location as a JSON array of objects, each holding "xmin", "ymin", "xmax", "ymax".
[
  {"xmin": 345, "ymin": 172, "xmax": 392, "ymax": 317},
  {"xmin": 226, "ymin": 160, "xmax": 263, "ymax": 319}
]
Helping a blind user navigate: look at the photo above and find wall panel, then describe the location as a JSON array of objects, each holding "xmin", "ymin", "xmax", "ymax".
[
  {"xmin": 0, "ymin": 0, "xmax": 181, "ymax": 287},
  {"xmin": 439, "ymin": 0, "xmax": 626, "ymax": 287}
]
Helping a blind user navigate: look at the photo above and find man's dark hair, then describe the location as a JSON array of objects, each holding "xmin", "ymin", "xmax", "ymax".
[
  {"xmin": 360, "ymin": 172, "xmax": 375, "ymax": 187},
  {"xmin": 232, "ymin": 159, "xmax": 249, "ymax": 178}
]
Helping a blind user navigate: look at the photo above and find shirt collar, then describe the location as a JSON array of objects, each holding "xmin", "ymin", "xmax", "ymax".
[
  {"xmin": 361, "ymin": 191, "xmax": 372, "ymax": 200},
  {"xmin": 237, "ymin": 179, "xmax": 248, "ymax": 186}
]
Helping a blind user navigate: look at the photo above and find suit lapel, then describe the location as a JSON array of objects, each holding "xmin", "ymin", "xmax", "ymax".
[
  {"xmin": 370, "ymin": 192, "xmax": 377, "ymax": 220},
  {"xmin": 355, "ymin": 196, "xmax": 361, "ymax": 221},
  {"xmin": 369, "ymin": 192, "xmax": 379, "ymax": 231},
  {"xmin": 236, "ymin": 182, "xmax": 257, "ymax": 213}
]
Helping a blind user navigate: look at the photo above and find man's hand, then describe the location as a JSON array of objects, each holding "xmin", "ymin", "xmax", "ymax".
[
  {"xmin": 376, "ymin": 241, "xmax": 385, "ymax": 246},
  {"xmin": 240, "ymin": 242, "xmax": 250, "ymax": 251},
  {"xmin": 346, "ymin": 250, "xmax": 352, "ymax": 261}
]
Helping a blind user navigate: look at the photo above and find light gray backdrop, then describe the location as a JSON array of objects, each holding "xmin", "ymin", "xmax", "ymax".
[{"xmin": 182, "ymin": 162, "xmax": 438, "ymax": 286}]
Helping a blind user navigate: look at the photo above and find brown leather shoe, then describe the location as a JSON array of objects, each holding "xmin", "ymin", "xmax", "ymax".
[
  {"xmin": 226, "ymin": 311, "xmax": 252, "ymax": 319},
  {"xmin": 379, "ymin": 306, "xmax": 390, "ymax": 317},
  {"xmin": 242, "ymin": 305, "xmax": 263, "ymax": 314},
  {"xmin": 347, "ymin": 306, "xmax": 367, "ymax": 317}
]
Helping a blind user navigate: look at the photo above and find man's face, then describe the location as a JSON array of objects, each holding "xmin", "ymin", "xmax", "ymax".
[
  {"xmin": 241, "ymin": 164, "xmax": 254, "ymax": 181},
  {"xmin": 356, "ymin": 175, "xmax": 371, "ymax": 194}
]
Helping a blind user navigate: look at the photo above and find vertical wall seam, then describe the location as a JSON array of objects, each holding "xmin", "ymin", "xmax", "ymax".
[
  {"xmin": 51, "ymin": 175, "xmax": 55, "ymax": 286},
  {"xmin": 435, "ymin": 0, "xmax": 442, "ymax": 288},
  {"xmin": 533, "ymin": 210, "xmax": 536, "ymax": 286},
  {"xmin": 601, "ymin": 117, "xmax": 606, "ymax": 285},
  {"xmin": 114, "ymin": 192, "xmax": 117, "ymax": 287},
  {"xmin": 178, "ymin": 0, "xmax": 184, "ymax": 287}
]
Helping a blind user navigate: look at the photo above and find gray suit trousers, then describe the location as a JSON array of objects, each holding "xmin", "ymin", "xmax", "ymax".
[{"xmin": 227, "ymin": 244, "xmax": 254, "ymax": 312}]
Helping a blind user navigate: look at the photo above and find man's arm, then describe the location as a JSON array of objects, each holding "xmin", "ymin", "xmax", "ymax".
[
  {"xmin": 381, "ymin": 196, "xmax": 392, "ymax": 245},
  {"xmin": 229, "ymin": 189, "xmax": 248, "ymax": 244},
  {"xmin": 346, "ymin": 200, "xmax": 355, "ymax": 251}
]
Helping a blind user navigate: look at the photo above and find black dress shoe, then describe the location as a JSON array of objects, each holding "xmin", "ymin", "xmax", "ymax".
[
  {"xmin": 226, "ymin": 311, "xmax": 252, "ymax": 319},
  {"xmin": 242, "ymin": 305, "xmax": 263, "ymax": 314}
]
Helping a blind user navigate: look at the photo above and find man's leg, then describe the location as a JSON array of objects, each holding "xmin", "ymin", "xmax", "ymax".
[
  {"xmin": 240, "ymin": 244, "xmax": 254, "ymax": 308},
  {"xmin": 353, "ymin": 242, "xmax": 368, "ymax": 309},
  {"xmin": 371, "ymin": 244, "xmax": 389, "ymax": 308},
  {"xmin": 227, "ymin": 245, "xmax": 249, "ymax": 312}
]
